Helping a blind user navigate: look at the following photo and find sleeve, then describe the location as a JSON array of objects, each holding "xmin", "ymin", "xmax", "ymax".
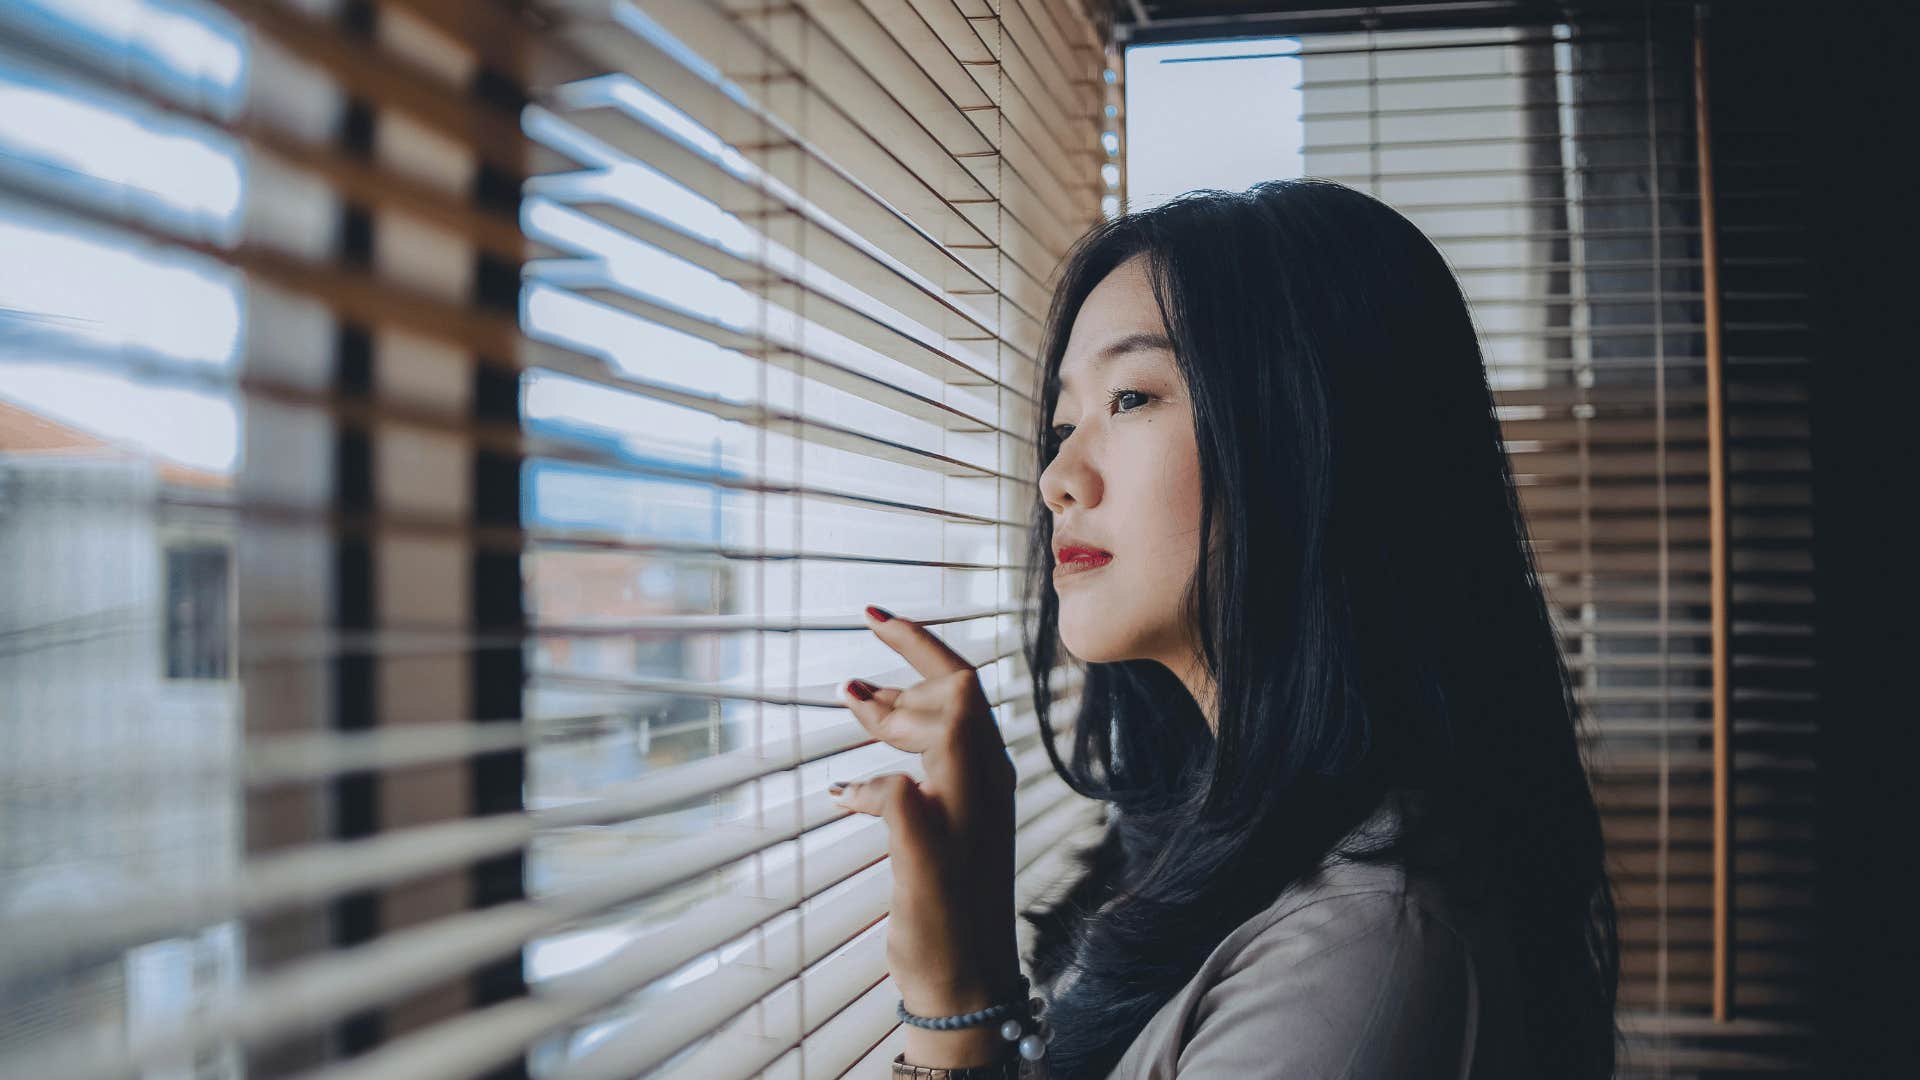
[{"xmin": 1173, "ymin": 889, "xmax": 1475, "ymax": 1080}]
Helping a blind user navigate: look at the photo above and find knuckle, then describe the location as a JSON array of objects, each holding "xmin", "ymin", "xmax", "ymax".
[
  {"xmin": 940, "ymin": 670, "xmax": 976, "ymax": 703},
  {"xmin": 881, "ymin": 777, "xmax": 914, "ymax": 811},
  {"xmin": 937, "ymin": 722, "xmax": 969, "ymax": 755}
]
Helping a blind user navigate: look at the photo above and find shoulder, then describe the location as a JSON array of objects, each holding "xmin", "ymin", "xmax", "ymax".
[
  {"xmin": 1106, "ymin": 861, "xmax": 1482, "ymax": 1080},
  {"xmin": 1191, "ymin": 881, "xmax": 1475, "ymax": 1077},
  {"xmin": 1234, "ymin": 857, "xmax": 1469, "ymax": 972},
  {"xmin": 1223, "ymin": 875, "xmax": 1474, "ymax": 1020}
]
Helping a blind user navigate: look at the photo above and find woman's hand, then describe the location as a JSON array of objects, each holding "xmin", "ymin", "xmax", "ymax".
[{"xmin": 831, "ymin": 605, "xmax": 1023, "ymax": 1038}]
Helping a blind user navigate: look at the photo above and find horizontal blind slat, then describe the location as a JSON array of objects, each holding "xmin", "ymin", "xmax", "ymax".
[
  {"xmin": 0, "ymin": 760, "xmax": 1092, "ymax": 1080},
  {"xmin": 538, "ymin": 177, "xmax": 1046, "ymax": 374},
  {"xmin": 188, "ymin": 634, "xmax": 1068, "ymax": 800},
  {"xmin": 664, "ymin": 791, "xmax": 1105, "ymax": 1080},
  {"xmin": 0, "ymin": 170, "xmax": 523, "ymax": 356},
  {"xmin": 0, "ymin": 28, "xmax": 528, "ymax": 260},
  {"xmin": 527, "ymin": 84, "xmax": 1037, "ymax": 349},
  {"xmin": 905, "ymin": 0, "xmax": 1104, "ymax": 191},
  {"xmin": 0, "ymin": 0, "xmax": 1111, "ymax": 1069},
  {"xmin": 7, "ymin": 0, "xmax": 1113, "ymax": 1060},
  {"xmin": 557, "ymin": 920, "xmax": 892, "ymax": 1080},
  {"xmin": 528, "ymin": 252, "xmax": 1027, "ymax": 407},
  {"xmin": 543, "ymin": 1, "xmax": 994, "ymax": 276},
  {"xmin": 561, "ymin": 793, "xmax": 1102, "ymax": 1080},
  {"xmin": 778, "ymin": 0, "xmax": 1099, "ymax": 221},
  {"xmin": 282, "ymin": 795, "xmax": 1105, "ymax": 1076},
  {"xmin": 6, "ymin": 281, "xmax": 1036, "ymax": 513},
  {"xmin": 759, "ymin": 975, "xmax": 905, "ymax": 1080},
  {"xmin": 209, "ymin": 0, "xmax": 526, "ymax": 173},
  {"xmin": 715, "ymin": 0, "xmax": 1090, "ymax": 261},
  {"xmin": 0, "ymin": 685, "xmax": 1077, "ymax": 984},
  {"xmin": 526, "ymin": 313, "xmax": 1036, "ymax": 443}
]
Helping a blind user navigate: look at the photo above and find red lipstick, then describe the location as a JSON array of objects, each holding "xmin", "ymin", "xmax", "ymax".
[{"xmin": 1053, "ymin": 545, "xmax": 1113, "ymax": 579}]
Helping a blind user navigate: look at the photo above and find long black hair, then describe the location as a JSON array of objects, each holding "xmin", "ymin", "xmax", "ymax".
[{"xmin": 1018, "ymin": 178, "xmax": 1620, "ymax": 1079}]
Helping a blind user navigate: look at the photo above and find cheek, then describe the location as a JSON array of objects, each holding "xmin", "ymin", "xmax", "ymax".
[
  {"xmin": 1127, "ymin": 431, "xmax": 1204, "ymax": 643},
  {"xmin": 1060, "ymin": 430, "xmax": 1200, "ymax": 647},
  {"xmin": 1137, "ymin": 428, "xmax": 1203, "ymax": 556},
  {"xmin": 1171, "ymin": 439, "xmax": 1204, "ymax": 539}
]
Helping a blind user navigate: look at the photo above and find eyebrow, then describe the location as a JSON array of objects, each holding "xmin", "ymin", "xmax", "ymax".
[{"xmin": 1057, "ymin": 330, "xmax": 1175, "ymax": 393}]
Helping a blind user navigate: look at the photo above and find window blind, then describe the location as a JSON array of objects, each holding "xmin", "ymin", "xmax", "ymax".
[
  {"xmin": 0, "ymin": 1, "xmax": 1117, "ymax": 1078},
  {"xmin": 1159, "ymin": 1, "xmax": 1811, "ymax": 1071}
]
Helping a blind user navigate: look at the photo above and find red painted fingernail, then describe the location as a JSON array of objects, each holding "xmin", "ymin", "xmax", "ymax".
[
  {"xmin": 847, "ymin": 679, "xmax": 875, "ymax": 701},
  {"xmin": 865, "ymin": 605, "xmax": 892, "ymax": 622}
]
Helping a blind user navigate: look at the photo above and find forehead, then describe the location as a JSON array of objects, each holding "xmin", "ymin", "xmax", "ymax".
[{"xmin": 1059, "ymin": 257, "xmax": 1173, "ymax": 390}]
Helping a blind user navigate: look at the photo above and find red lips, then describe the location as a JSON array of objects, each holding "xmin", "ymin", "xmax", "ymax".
[{"xmin": 1055, "ymin": 546, "xmax": 1112, "ymax": 565}]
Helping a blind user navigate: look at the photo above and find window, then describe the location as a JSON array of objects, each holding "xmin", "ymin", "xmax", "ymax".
[
  {"xmin": 1280, "ymin": 15, "xmax": 1815, "ymax": 1030},
  {"xmin": 163, "ymin": 543, "xmax": 232, "ymax": 680},
  {"xmin": 1118, "ymin": 0, "xmax": 1818, "ymax": 1059},
  {"xmin": 0, "ymin": 1, "xmax": 1114, "ymax": 1077},
  {"xmin": 0, "ymin": 1, "xmax": 245, "ymax": 1073},
  {"xmin": 512, "ymin": 4, "xmax": 1116, "ymax": 1073}
]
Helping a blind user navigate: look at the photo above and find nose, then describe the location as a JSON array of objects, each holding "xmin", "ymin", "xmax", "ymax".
[{"xmin": 1039, "ymin": 433, "xmax": 1100, "ymax": 516}]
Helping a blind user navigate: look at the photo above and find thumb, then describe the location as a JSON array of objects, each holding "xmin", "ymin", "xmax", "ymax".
[{"xmin": 831, "ymin": 772, "xmax": 942, "ymax": 856}]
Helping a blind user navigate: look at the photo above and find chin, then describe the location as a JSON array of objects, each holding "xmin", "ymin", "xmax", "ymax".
[{"xmin": 1056, "ymin": 612, "xmax": 1136, "ymax": 665}]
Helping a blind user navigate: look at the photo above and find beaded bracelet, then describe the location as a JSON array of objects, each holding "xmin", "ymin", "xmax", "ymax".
[{"xmin": 895, "ymin": 976, "xmax": 1050, "ymax": 1064}]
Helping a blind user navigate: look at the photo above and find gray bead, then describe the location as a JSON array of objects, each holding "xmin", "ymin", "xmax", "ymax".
[
  {"xmin": 999, "ymin": 1018, "xmax": 1024, "ymax": 1041},
  {"xmin": 1029, "ymin": 996, "xmax": 1045, "ymax": 1015},
  {"xmin": 1018, "ymin": 1034, "xmax": 1047, "ymax": 1061}
]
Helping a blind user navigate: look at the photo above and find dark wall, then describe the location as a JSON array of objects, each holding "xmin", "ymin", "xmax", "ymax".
[{"xmin": 1708, "ymin": 2, "xmax": 1920, "ymax": 1072}]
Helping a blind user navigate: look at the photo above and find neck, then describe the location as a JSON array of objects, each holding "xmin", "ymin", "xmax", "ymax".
[{"xmin": 1164, "ymin": 650, "xmax": 1217, "ymax": 734}]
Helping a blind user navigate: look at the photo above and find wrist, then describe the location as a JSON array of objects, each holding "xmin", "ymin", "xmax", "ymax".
[
  {"xmin": 900, "ymin": 963, "xmax": 1024, "ymax": 1017},
  {"xmin": 894, "ymin": 969, "xmax": 1046, "ymax": 1076},
  {"xmin": 901, "ymin": 1024, "xmax": 1016, "ymax": 1069}
]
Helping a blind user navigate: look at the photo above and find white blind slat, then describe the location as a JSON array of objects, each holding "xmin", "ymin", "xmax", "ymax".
[
  {"xmin": 2, "ymin": 0, "xmax": 1114, "ymax": 1075},
  {"xmin": 0, "ymin": 683, "xmax": 1074, "ymax": 987},
  {"xmin": 282, "ymin": 801, "xmax": 1104, "ymax": 1080}
]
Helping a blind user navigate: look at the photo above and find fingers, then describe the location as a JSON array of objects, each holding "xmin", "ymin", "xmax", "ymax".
[
  {"xmin": 840, "ymin": 679, "xmax": 902, "ymax": 709},
  {"xmin": 842, "ymin": 672, "xmax": 997, "ymax": 748},
  {"xmin": 839, "ymin": 680, "xmax": 948, "ymax": 754},
  {"xmin": 829, "ymin": 772, "xmax": 940, "ymax": 857},
  {"xmin": 828, "ymin": 770, "xmax": 907, "ymax": 813},
  {"xmin": 862, "ymin": 605, "xmax": 972, "ymax": 680}
]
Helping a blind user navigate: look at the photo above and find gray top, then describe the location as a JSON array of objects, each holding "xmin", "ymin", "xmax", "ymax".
[{"xmin": 1051, "ymin": 794, "xmax": 1536, "ymax": 1079}]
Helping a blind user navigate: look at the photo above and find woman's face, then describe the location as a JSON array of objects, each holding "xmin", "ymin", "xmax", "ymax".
[{"xmin": 1040, "ymin": 253, "xmax": 1205, "ymax": 672}]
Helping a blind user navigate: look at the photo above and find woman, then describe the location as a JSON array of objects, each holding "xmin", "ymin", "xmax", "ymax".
[{"xmin": 830, "ymin": 178, "xmax": 1620, "ymax": 1079}]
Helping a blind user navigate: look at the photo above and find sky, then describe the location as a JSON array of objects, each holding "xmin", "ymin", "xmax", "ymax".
[{"xmin": 1122, "ymin": 36, "xmax": 1306, "ymax": 211}]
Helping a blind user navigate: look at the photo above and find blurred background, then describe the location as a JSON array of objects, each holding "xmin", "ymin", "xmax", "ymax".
[{"xmin": 0, "ymin": 1, "xmax": 1912, "ymax": 1078}]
